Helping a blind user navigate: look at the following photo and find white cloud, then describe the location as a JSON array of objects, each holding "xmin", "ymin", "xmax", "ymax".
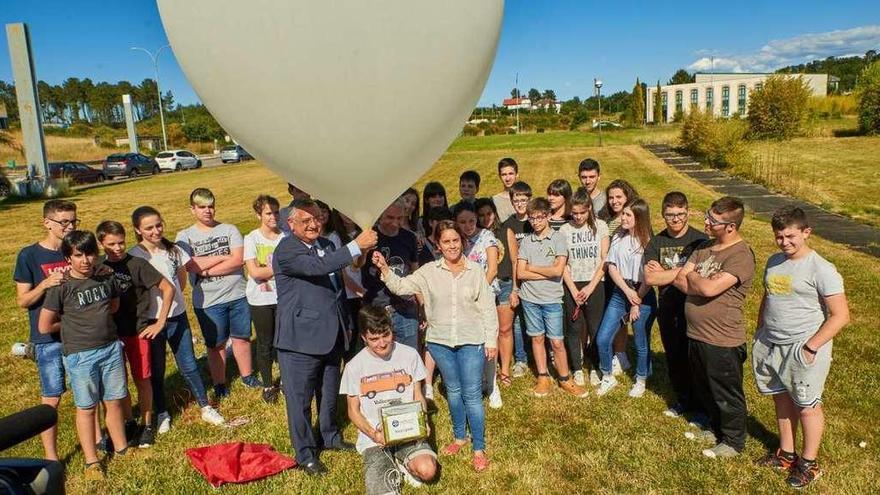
[{"xmin": 688, "ymin": 25, "xmax": 880, "ymax": 72}]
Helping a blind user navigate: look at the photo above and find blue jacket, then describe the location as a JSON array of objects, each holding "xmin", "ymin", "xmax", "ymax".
[{"xmin": 272, "ymin": 235, "xmax": 353, "ymax": 355}]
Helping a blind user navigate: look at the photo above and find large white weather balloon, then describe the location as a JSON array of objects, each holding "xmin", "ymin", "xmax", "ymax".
[{"xmin": 157, "ymin": 0, "xmax": 504, "ymax": 227}]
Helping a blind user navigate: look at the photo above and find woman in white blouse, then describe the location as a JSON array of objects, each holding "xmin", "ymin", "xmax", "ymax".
[
  {"xmin": 372, "ymin": 220, "xmax": 498, "ymax": 473},
  {"xmin": 594, "ymin": 199, "xmax": 657, "ymax": 398}
]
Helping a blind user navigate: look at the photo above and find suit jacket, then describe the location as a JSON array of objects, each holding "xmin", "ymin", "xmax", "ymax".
[{"xmin": 273, "ymin": 235, "xmax": 353, "ymax": 355}]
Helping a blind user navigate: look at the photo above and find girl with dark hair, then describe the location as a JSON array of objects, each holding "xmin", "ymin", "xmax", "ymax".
[
  {"xmin": 243, "ymin": 195, "xmax": 285, "ymax": 403},
  {"xmin": 400, "ymin": 187, "xmax": 420, "ymax": 232},
  {"xmin": 129, "ymin": 206, "xmax": 225, "ymax": 432},
  {"xmin": 420, "ymin": 182, "xmax": 449, "ymax": 237},
  {"xmin": 418, "ymin": 206, "xmax": 453, "ymax": 266},
  {"xmin": 594, "ymin": 199, "xmax": 657, "ymax": 398},
  {"xmin": 605, "ymin": 179, "xmax": 639, "ymax": 235},
  {"xmin": 546, "ymin": 179, "xmax": 573, "ymax": 231}
]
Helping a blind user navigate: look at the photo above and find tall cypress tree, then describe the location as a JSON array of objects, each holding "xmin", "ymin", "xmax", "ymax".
[
  {"xmin": 630, "ymin": 78, "xmax": 645, "ymax": 126},
  {"xmin": 653, "ymin": 80, "xmax": 663, "ymax": 123}
]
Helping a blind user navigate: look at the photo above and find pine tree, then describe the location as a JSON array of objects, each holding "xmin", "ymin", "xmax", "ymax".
[
  {"xmin": 630, "ymin": 78, "xmax": 645, "ymax": 126},
  {"xmin": 653, "ymin": 81, "xmax": 663, "ymax": 123}
]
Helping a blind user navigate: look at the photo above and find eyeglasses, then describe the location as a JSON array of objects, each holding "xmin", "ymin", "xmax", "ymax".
[
  {"xmin": 663, "ymin": 212, "xmax": 688, "ymax": 220},
  {"xmin": 512, "ymin": 198, "xmax": 530, "ymax": 204},
  {"xmin": 528, "ymin": 214, "xmax": 547, "ymax": 222},
  {"xmin": 704, "ymin": 210, "xmax": 734, "ymax": 227},
  {"xmin": 295, "ymin": 217, "xmax": 322, "ymax": 226},
  {"xmin": 47, "ymin": 218, "xmax": 80, "ymax": 228}
]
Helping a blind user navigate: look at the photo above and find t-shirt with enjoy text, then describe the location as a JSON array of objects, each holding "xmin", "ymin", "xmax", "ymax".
[
  {"xmin": 13, "ymin": 243, "xmax": 69, "ymax": 344},
  {"xmin": 685, "ymin": 240, "xmax": 756, "ymax": 347},
  {"xmin": 102, "ymin": 254, "xmax": 164, "ymax": 337},
  {"xmin": 362, "ymin": 228, "xmax": 419, "ymax": 313},
  {"xmin": 129, "ymin": 244, "xmax": 192, "ymax": 319},
  {"xmin": 42, "ymin": 273, "xmax": 119, "ymax": 355},
  {"xmin": 758, "ymin": 250, "xmax": 844, "ymax": 344},
  {"xmin": 560, "ymin": 219, "xmax": 609, "ymax": 282},
  {"xmin": 492, "ymin": 191, "xmax": 516, "ymax": 224},
  {"xmin": 517, "ymin": 230, "xmax": 567, "ymax": 304},
  {"xmin": 243, "ymin": 229, "xmax": 286, "ymax": 306},
  {"xmin": 175, "ymin": 223, "xmax": 246, "ymax": 308},
  {"xmin": 643, "ymin": 226, "xmax": 708, "ymax": 306},
  {"xmin": 339, "ymin": 343, "xmax": 427, "ymax": 453}
]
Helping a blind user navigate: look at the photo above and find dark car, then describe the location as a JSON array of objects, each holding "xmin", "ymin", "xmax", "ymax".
[
  {"xmin": 48, "ymin": 162, "xmax": 106, "ymax": 185},
  {"xmin": 102, "ymin": 153, "xmax": 159, "ymax": 179}
]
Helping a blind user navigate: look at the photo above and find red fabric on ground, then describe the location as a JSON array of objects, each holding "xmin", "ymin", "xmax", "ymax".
[{"xmin": 186, "ymin": 442, "xmax": 297, "ymax": 487}]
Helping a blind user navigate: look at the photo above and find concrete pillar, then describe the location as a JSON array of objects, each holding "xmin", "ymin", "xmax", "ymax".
[
  {"xmin": 5, "ymin": 23, "xmax": 47, "ymax": 180},
  {"xmin": 122, "ymin": 94, "xmax": 139, "ymax": 153}
]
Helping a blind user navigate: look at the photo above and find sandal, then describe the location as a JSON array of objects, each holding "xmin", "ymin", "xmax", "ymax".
[
  {"xmin": 473, "ymin": 453, "xmax": 490, "ymax": 472},
  {"xmin": 441, "ymin": 441, "xmax": 467, "ymax": 456},
  {"xmin": 498, "ymin": 373, "xmax": 512, "ymax": 387}
]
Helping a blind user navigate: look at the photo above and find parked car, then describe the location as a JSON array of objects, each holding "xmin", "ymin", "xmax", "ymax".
[
  {"xmin": 220, "ymin": 145, "xmax": 253, "ymax": 163},
  {"xmin": 102, "ymin": 153, "xmax": 159, "ymax": 179},
  {"xmin": 155, "ymin": 149, "xmax": 202, "ymax": 172},
  {"xmin": 48, "ymin": 162, "xmax": 106, "ymax": 185}
]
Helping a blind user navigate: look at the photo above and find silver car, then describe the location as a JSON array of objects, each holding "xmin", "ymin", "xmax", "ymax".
[
  {"xmin": 220, "ymin": 145, "xmax": 253, "ymax": 163},
  {"xmin": 156, "ymin": 150, "xmax": 201, "ymax": 172}
]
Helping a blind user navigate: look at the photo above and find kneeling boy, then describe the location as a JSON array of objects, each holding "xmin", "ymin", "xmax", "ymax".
[
  {"xmin": 340, "ymin": 306, "xmax": 437, "ymax": 495},
  {"xmin": 752, "ymin": 206, "xmax": 849, "ymax": 489}
]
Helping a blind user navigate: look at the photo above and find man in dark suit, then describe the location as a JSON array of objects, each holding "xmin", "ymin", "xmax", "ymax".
[{"xmin": 273, "ymin": 198, "xmax": 377, "ymax": 474}]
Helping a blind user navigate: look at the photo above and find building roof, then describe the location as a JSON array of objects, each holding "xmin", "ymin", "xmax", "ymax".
[{"xmin": 503, "ymin": 97, "xmax": 528, "ymax": 106}]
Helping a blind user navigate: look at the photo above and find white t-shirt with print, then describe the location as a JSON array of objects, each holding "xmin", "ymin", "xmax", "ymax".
[
  {"xmin": 560, "ymin": 219, "xmax": 609, "ymax": 282},
  {"xmin": 243, "ymin": 229, "xmax": 285, "ymax": 306},
  {"xmin": 128, "ymin": 244, "xmax": 191, "ymax": 319}
]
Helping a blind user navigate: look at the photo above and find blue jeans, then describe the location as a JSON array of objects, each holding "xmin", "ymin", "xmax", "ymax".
[
  {"xmin": 150, "ymin": 313, "xmax": 210, "ymax": 412},
  {"xmin": 497, "ymin": 279, "xmax": 527, "ymax": 363},
  {"xmin": 391, "ymin": 308, "xmax": 419, "ymax": 350},
  {"xmin": 194, "ymin": 297, "xmax": 252, "ymax": 348},
  {"xmin": 596, "ymin": 287, "xmax": 657, "ymax": 378},
  {"xmin": 426, "ymin": 342, "xmax": 486, "ymax": 451},
  {"xmin": 63, "ymin": 341, "xmax": 127, "ymax": 409},
  {"xmin": 521, "ymin": 301, "xmax": 564, "ymax": 340},
  {"xmin": 34, "ymin": 341, "xmax": 66, "ymax": 397}
]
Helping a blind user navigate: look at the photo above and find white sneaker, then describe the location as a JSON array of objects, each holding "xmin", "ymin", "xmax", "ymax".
[
  {"xmin": 488, "ymin": 377, "xmax": 503, "ymax": 409},
  {"xmin": 596, "ymin": 375, "xmax": 618, "ymax": 396},
  {"xmin": 157, "ymin": 411, "xmax": 171, "ymax": 434},
  {"xmin": 628, "ymin": 377, "xmax": 646, "ymax": 398},
  {"xmin": 200, "ymin": 405, "xmax": 226, "ymax": 426},
  {"xmin": 589, "ymin": 370, "xmax": 601, "ymax": 386},
  {"xmin": 615, "ymin": 352, "xmax": 631, "ymax": 371},
  {"xmin": 512, "ymin": 361, "xmax": 528, "ymax": 378},
  {"xmin": 611, "ymin": 355, "xmax": 622, "ymax": 376},
  {"xmin": 573, "ymin": 370, "xmax": 586, "ymax": 387}
]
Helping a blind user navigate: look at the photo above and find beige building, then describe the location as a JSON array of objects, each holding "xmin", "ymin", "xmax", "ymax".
[{"xmin": 645, "ymin": 73, "xmax": 835, "ymax": 123}]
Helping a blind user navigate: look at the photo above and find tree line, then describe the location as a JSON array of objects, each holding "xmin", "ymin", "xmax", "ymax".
[{"xmin": 0, "ymin": 77, "xmax": 172, "ymax": 126}]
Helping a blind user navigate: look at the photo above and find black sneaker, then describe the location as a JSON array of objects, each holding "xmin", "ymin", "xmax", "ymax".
[
  {"xmin": 124, "ymin": 420, "xmax": 140, "ymax": 446},
  {"xmin": 787, "ymin": 458, "xmax": 822, "ymax": 489},
  {"xmin": 96, "ymin": 435, "xmax": 114, "ymax": 455},
  {"xmin": 137, "ymin": 425, "xmax": 156, "ymax": 448},
  {"xmin": 213, "ymin": 383, "xmax": 230, "ymax": 400},
  {"xmin": 261, "ymin": 386, "xmax": 280, "ymax": 404},
  {"xmin": 756, "ymin": 448, "xmax": 797, "ymax": 471},
  {"xmin": 241, "ymin": 374, "xmax": 264, "ymax": 389}
]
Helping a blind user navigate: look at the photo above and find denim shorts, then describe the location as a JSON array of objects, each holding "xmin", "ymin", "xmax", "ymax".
[
  {"xmin": 63, "ymin": 340, "xmax": 128, "ymax": 409},
  {"xmin": 34, "ymin": 341, "xmax": 66, "ymax": 397},
  {"xmin": 194, "ymin": 297, "xmax": 252, "ymax": 348},
  {"xmin": 496, "ymin": 278, "xmax": 513, "ymax": 306},
  {"xmin": 521, "ymin": 300, "xmax": 564, "ymax": 340}
]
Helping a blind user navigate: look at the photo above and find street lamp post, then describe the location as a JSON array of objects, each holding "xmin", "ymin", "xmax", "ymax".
[
  {"xmin": 131, "ymin": 45, "xmax": 170, "ymax": 151},
  {"xmin": 594, "ymin": 78, "xmax": 603, "ymax": 147}
]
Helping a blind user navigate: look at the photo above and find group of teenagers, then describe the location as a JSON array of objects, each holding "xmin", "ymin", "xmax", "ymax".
[{"xmin": 13, "ymin": 156, "xmax": 849, "ymax": 492}]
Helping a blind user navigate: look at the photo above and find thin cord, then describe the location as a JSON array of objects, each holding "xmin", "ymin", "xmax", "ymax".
[{"xmin": 382, "ymin": 447, "xmax": 402, "ymax": 495}]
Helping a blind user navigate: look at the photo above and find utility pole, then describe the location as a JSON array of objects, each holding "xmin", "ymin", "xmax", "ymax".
[
  {"xmin": 594, "ymin": 78, "xmax": 603, "ymax": 147},
  {"xmin": 131, "ymin": 45, "xmax": 170, "ymax": 150},
  {"xmin": 6, "ymin": 23, "xmax": 48, "ymax": 187},
  {"xmin": 515, "ymin": 72, "xmax": 520, "ymax": 134}
]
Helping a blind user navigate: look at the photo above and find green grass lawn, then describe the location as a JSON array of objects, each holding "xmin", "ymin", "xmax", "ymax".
[{"xmin": 1, "ymin": 136, "xmax": 878, "ymax": 494}]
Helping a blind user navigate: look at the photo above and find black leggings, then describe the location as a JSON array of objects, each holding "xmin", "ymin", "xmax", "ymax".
[
  {"xmin": 250, "ymin": 304, "xmax": 277, "ymax": 386},
  {"xmin": 563, "ymin": 280, "xmax": 606, "ymax": 371}
]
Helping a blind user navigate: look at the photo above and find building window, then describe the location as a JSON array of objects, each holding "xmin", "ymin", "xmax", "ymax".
[
  {"xmin": 675, "ymin": 90, "xmax": 683, "ymax": 114},
  {"xmin": 755, "ymin": 82, "xmax": 764, "ymax": 92},
  {"xmin": 690, "ymin": 88, "xmax": 698, "ymax": 108},
  {"xmin": 706, "ymin": 87, "xmax": 714, "ymax": 114},
  {"xmin": 721, "ymin": 85, "xmax": 730, "ymax": 117},
  {"xmin": 738, "ymin": 84, "xmax": 747, "ymax": 116},
  {"xmin": 661, "ymin": 92, "xmax": 668, "ymax": 122}
]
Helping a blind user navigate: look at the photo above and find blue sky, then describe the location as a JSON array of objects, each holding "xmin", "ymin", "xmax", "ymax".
[{"xmin": 2, "ymin": 0, "xmax": 879, "ymax": 107}]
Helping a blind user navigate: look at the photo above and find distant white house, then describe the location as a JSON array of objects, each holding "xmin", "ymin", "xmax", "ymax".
[
  {"xmin": 502, "ymin": 97, "xmax": 562, "ymax": 113},
  {"xmin": 645, "ymin": 73, "xmax": 838, "ymax": 123}
]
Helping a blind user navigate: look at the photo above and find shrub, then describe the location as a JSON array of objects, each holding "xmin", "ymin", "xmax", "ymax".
[
  {"xmin": 679, "ymin": 107, "xmax": 747, "ymax": 167},
  {"xmin": 747, "ymin": 75, "xmax": 811, "ymax": 140},
  {"xmin": 856, "ymin": 60, "xmax": 880, "ymax": 135}
]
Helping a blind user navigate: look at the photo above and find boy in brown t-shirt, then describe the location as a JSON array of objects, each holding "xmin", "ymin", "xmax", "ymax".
[{"xmin": 675, "ymin": 196, "xmax": 755, "ymax": 459}]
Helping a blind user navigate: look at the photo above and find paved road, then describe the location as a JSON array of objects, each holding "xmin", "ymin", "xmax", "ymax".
[
  {"xmin": 643, "ymin": 144, "xmax": 880, "ymax": 258},
  {"xmin": 71, "ymin": 154, "xmax": 226, "ymax": 190}
]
